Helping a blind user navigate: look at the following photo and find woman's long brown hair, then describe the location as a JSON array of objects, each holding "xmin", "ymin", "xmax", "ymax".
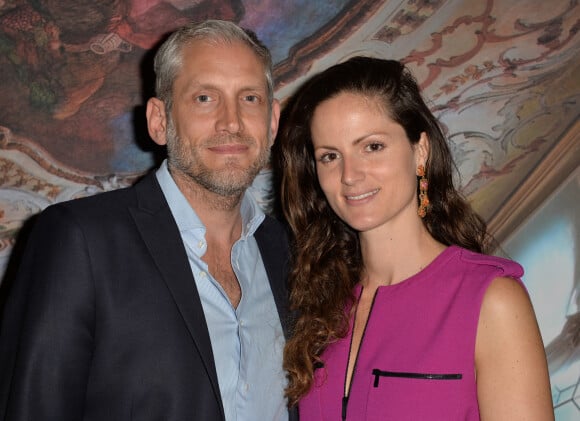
[{"xmin": 273, "ymin": 57, "xmax": 491, "ymax": 406}]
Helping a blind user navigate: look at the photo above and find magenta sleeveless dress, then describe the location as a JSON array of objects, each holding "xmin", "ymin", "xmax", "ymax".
[{"xmin": 299, "ymin": 246, "xmax": 524, "ymax": 420}]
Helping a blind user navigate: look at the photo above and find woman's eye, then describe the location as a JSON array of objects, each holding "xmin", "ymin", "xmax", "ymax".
[
  {"xmin": 319, "ymin": 152, "xmax": 339, "ymax": 163},
  {"xmin": 366, "ymin": 142, "xmax": 384, "ymax": 152}
]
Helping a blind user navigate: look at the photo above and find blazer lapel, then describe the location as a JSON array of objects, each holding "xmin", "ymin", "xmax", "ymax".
[
  {"xmin": 255, "ymin": 216, "xmax": 293, "ymax": 339},
  {"xmin": 129, "ymin": 173, "xmax": 224, "ymax": 416},
  {"xmin": 256, "ymin": 218, "xmax": 300, "ymax": 421}
]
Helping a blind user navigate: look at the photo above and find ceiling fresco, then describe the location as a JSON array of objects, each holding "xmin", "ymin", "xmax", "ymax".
[{"xmin": 0, "ymin": 0, "xmax": 579, "ymax": 273}]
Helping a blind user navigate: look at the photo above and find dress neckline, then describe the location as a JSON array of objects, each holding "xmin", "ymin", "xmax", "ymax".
[{"xmin": 354, "ymin": 245, "xmax": 460, "ymax": 293}]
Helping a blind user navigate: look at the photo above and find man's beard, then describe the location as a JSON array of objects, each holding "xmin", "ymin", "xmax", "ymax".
[{"xmin": 165, "ymin": 117, "xmax": 270, "ymax": 197}]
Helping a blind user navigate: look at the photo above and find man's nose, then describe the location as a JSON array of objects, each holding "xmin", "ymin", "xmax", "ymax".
[{"xmin": 216, "ymin": 99, "xmax": 243, "ymax": 134}]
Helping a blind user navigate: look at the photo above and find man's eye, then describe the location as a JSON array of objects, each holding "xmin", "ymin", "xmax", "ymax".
[
  {"xmin": 244, "ymin": 95, "xmax": 259, "ymax": 103},
  {"xmin": 196, "ymin": 95, "xmax": 211, "ymax": 103}
]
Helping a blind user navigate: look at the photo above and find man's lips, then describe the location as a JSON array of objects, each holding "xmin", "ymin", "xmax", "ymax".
[{"xmin": 208, "ymin": 144, "xmax": 249, "ymax": 154}]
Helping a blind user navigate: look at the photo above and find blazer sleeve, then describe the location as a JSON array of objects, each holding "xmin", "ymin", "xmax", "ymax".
[{"xmin": 0, "ymin": 204, "xmax": 95, "ymax": 421}]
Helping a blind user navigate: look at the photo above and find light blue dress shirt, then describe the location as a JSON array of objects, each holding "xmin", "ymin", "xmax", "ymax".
[{"xmin": 156, "ymin": 161, "xmax": 288, "ymax": 421}]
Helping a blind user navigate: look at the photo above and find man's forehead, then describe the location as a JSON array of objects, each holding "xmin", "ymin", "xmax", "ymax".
[
  {"xmin": 182, "ymin": 38, "xmax": 258, "ymax": 60},
  {"xmin": 177, "ymin": 40, "xmax": 267, "ymax": 85}
]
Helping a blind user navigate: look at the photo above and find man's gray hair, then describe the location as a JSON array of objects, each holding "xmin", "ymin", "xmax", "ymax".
[{"xmin": 153, "ymin": 19, "xmax": 274, "ymax": 111}]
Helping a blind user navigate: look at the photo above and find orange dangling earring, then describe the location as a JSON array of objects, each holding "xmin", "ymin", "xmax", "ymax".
[{"xmin": 417, "ymin": 164, "xmax": 429, "ymax": 218}]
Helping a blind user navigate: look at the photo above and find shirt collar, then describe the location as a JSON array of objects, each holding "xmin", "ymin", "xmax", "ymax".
[{"xmin": 155, "ymin": 160, "xmax": 265, "ymax": 238}]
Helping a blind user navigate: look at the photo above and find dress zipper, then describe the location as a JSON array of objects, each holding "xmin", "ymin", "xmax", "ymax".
[
  {"xmin": 341, "ymin": 396, "xmax": 349, "ymax": 421},
  {"xmin": 342, "ymin": 287, "xmax": 378, "ymax": 421}
]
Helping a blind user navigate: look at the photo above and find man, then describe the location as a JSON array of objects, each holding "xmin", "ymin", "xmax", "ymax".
[{"xmin": 0, "ymin": 20, "xmax": 294, "ymax": 421}]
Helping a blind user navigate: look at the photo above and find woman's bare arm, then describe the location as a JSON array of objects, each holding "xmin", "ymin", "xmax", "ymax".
[{"xmin": 476, "ymin": 276, "xmax": 554, "ymax": 420}]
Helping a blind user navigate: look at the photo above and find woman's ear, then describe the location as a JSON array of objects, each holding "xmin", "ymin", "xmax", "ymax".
[
  {"xmin": 146, "ymin": 97, "xmax": 168, "ymax": 146},
  {"xmin": 415, "ymin": 132, "xmax": 430, "ymax": 168}
]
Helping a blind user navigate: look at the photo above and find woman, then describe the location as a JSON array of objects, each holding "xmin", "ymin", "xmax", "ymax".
[{"xmin": 276, "ymin": 57, "xmax": 553, "ymax": 420}]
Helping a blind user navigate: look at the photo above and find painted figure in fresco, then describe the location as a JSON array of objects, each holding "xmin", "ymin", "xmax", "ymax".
[
  {"xmin": 0, "ymin": 0, "xmax": 243, "ymax": 173},
  {"xmin": 276, "ymin": 57, "xmax": 554, "ymax": 420},
  {"xmin": 0, "ymin": 20, "xmax": 296, "ymax": 421}
]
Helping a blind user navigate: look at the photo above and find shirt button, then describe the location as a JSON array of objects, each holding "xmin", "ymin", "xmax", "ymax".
[
  {"xmin": 197, "ymin": 240, "xmax": 204, "ymax": 248},
  {"xmin": 199, "ymin": 271, "xmax": 207, "ymax": 278}
]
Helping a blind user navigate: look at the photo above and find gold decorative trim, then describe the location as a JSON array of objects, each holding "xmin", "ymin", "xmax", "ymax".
[
  {"xmin": 488, "ymin": 120, "xmax": 580, "ymax": 244},
  {"xmin": 0, "ymin": 126, "xmax": 140, "ymax": 190},
  {"xmin": 274, "ymin": 0, "xmax": 384, "ymax": 87}
]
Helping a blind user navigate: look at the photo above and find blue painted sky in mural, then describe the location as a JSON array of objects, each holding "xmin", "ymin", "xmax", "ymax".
[
  {"xmin": 110, "ymin": 112, "xmax": 156, "ymax": 172},
  {"xmin": 239, "ymin": 0, "xmax": 350, "ymax": 64},
  {"xmin": 512, "ymin": 220, "xmax": 574, "ymax": 345},
  {"xmin": 503, "ymin": 172, "xmax": 579, "ymax": 347}
]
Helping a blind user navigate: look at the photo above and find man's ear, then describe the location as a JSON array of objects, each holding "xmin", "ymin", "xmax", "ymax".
[
  {"xmin": 146, "ymin": 97, "xmax": 168, "ymax": 146},
  {"xmin": 268, "ymin": 99, "xmax": 281, "ymax": 146},
  {"xmin": 415, "ymin": 132, "xmax": 430, "ymax": 168}
]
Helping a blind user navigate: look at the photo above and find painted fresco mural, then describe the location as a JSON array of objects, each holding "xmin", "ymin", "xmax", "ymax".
[
  {"xmin": 0, "ymin": 0, "xmax": 579, "ymax": 417},
  {"xmin": 503, "ymin": 169, "xmax": 580, "ymax": 419}
]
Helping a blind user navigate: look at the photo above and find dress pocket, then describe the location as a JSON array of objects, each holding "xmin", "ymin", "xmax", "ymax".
[
  {"xmin": 372, "ymin": 368, "xmax": 462, "ymax": 386},
  {"xmin": 365, "ymin": 368, "xmax": 466, "ymax": 420}
]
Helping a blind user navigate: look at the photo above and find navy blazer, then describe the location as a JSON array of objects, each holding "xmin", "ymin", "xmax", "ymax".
[{"xmin": 0, "ymin": 173, "xmax": 296, "ymax": 421}]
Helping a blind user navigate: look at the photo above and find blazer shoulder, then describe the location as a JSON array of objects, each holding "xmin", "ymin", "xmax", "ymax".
[
  {"xmin": 46, "ymin": 172, "xmax": 160, "ymax": 219},
  {"xmin": 256, "ymin": 215, "xmax": 289, "ymax": 246}
]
